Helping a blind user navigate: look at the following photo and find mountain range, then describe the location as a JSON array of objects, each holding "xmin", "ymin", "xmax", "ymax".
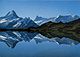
[
  {"xmin": 0, "ymin": 10, "xmax": 80, "ymax": 48},
  {"xmin": 0, "ymin": 10, "xmax": 38, "ymax": 29},
  {"xmin": 34, "ymin": 15, "xmax": 79, "ymax": 25},
  {"xmin": 0, "ymin": 10, "xmax": 80, "ymax": 27}
]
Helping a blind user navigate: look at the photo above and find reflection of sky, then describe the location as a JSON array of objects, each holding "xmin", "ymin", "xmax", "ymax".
[{"xmin": 0, "ymin": 0, "xmax": 80, "ymax": 19}]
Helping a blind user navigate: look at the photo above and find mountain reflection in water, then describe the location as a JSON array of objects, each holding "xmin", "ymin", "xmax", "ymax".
[{"xmin": 0, "ymin": 31, "xmax": 79, "ymax": 48}]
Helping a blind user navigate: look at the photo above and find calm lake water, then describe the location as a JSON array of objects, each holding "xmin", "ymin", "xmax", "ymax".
[{"xmin": 0, "ymin": 31, "xmax": 80, "ymax": 57}]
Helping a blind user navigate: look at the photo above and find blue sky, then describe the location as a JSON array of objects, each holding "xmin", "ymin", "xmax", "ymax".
[{"xmin": 0, "ymin": 0, "xmax": 80, "ymax": 19}]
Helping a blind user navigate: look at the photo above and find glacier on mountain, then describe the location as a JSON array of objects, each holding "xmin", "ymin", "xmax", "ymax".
[{"xmin": 0, "ymin": 10, "xmax": 38, "ymax": 29}]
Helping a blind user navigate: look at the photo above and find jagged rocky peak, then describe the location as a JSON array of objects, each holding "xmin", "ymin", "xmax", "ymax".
[
  {"xmin": 58, "ymin": 15, "xmax": 73, "ymax": 19},
  {"xmin": 35, "ymin": 16, "xmax": 42, "ymax": 19},
  {"xmin": 27, "ymin": 17, "xmax": 30, "ymax": 19},
  {"xmin": 55, "ymin": 15, "xmax": 80, "ymax": 23},
  {"xmin": 35, "ymin": 16, "xmax": 47, "ymax": 21},
  {"xmin": 5, "ymin": 10, "xmax": 19, "ymax": 19},
  {"xmin": 24, "ymin": 17, "xmax": 31, "ymax": 20},
  {"xmin": 57, "ymin": 15, "xmax": 80, "ymax": 19}
]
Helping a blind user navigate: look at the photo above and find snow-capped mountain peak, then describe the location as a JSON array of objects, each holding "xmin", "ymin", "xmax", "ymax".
[
  {"xmin": 35, "ymin": 16, "xmax": 47, "ymax": 21},
  {"xmin": 34, "ymin": 16, "xmax": 56, "ymax": 25},
  {"xmin": 55, "ymin": 15, "xmax": 80, "ymax": 23},
  {"xmin": 4, "ymin": 10, "xmax": 19, "ymax": 19},
  {"xmin": 56, "ymin": 15, "xmax": 73, "ymax": 23},
  {"xmin": 0, "ymin": 10, "xmax": 38, "ymax": 29},
  {"xmin": 34, "ymin": 15, "xmax": 80, "ymax": 25}
]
